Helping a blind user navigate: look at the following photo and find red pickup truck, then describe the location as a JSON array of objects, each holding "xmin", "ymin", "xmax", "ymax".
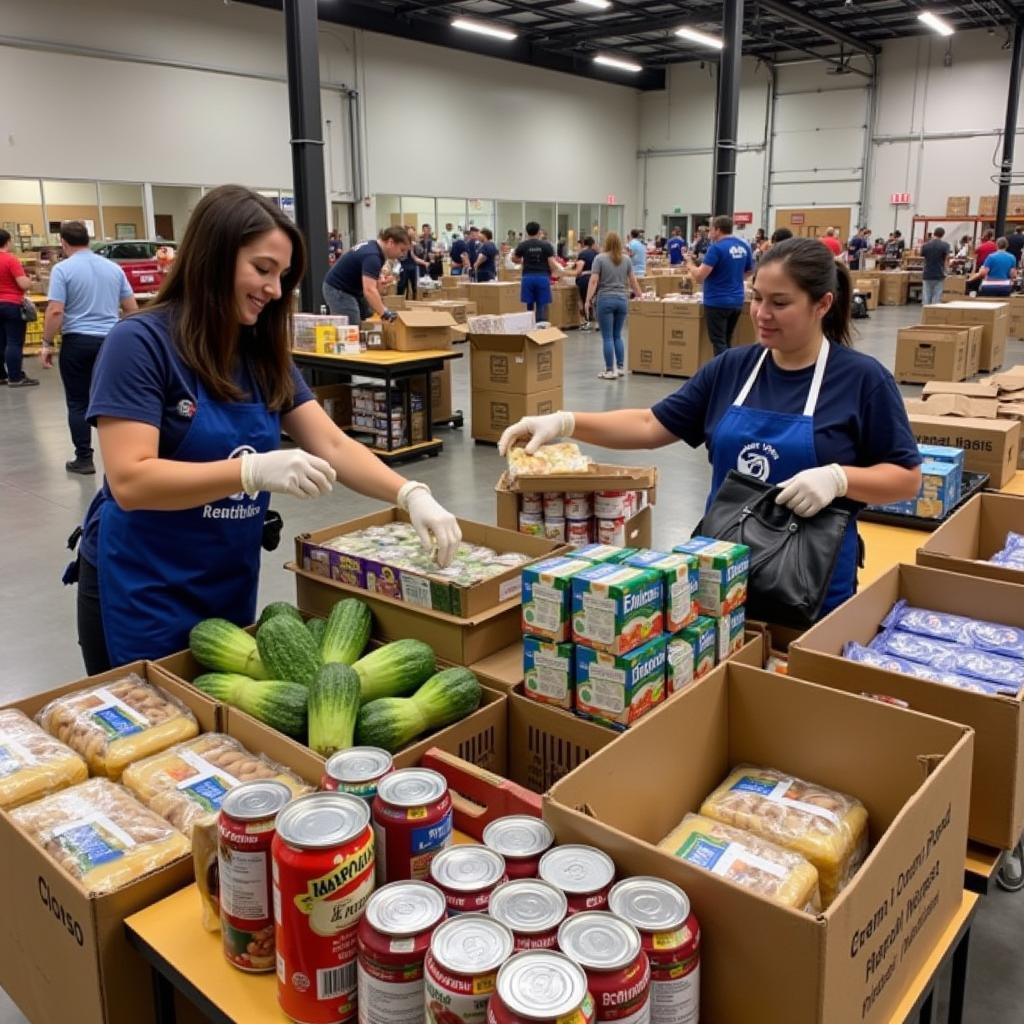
[{"xmin": 90, "ymin": 240, "xmax": 175, "ymax": 295}]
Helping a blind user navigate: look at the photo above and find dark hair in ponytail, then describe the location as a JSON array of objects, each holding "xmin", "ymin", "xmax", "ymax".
[{"xmin": 754, "ymin": 237, "xmax": 853, "ymax": 347}]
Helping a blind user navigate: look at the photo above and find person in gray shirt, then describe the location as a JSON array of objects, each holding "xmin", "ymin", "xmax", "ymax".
[
  {"xmin": 584, "ymin": 232, "xmax": 641, "ymax": 379},
  {"xmin": 920, "ymin": 227, "xmax": 951, "ymax": 306}
]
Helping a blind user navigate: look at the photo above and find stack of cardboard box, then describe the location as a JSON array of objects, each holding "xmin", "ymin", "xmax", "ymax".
[
  {"xmin": 466, "ymin": 281, "xmax": 526, "ymax": 316},
  {"xmin": 893, "ymin": 324, "xmax": 981, "ymax": 383},
  {"xmin": 921, "ymin": 300, "xmax": 1008, "ymax": 371},
  {"xmin": 946, "ymin": 196, "xmax": 970, "ymax": 217},
  {"xmin": 548, "ymin": 284, "xmax": 581, "ymax": 329}
]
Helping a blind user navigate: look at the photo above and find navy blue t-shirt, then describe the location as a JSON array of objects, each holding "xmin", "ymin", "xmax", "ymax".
[
  {"xmin": 702, "ymin": 236, "xmax": 753, "ymax": 307},
  {"xmin": 651, "ymin": 343, "xmax": 921, "ymax": 515},
  {"xmin": 325, "ymin": 239, "xmax": 384, "ymax": 294},
  {"xmin": 667, "ymin": 237, "xmax": 686, "ymax": 265},
  {"xmin": 577, "ymin": 248, "xmax": 598, "ymax": 274},
  {"xmin": 450, "ymin": 238, "xmax": 468, "ymax": 267},
  {"xmin": 477, "ymin": 241, "xmax": 499, "ymax": 276},
  {"xmin": 79, "ymin": 309, "xmax": 313, "ymax": 565}
]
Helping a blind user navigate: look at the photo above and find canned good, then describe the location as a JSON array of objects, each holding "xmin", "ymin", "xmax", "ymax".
[
  {"xmin": 273, "ymin": 792, "xmax": 376, "ymax": 1024},
  {"xmin": 219, "ymin": 780, "xmax": 293, "ymax": 973},
  {"xmin": 323, "ymin": 748, "xmax": 394, "ymax": 803},
  {"xmin": 596, "ymin": 518, "xmax": 626, "ymax": 547},
  {"xmin": 608, "ymin": 878, "xmax": 699, "ymax": 1024},
  {"xmin": 558, "ymin": 912, "xmax": 651, "ymax": 1024},
  {"xmin": 425, "ymin": 914, "xmax": 515, "ymax": 1024},
  {"xmin": 519, "ymin": 513, "xmax": 545, "ymax": 537},
  {"xmin": 357, "ymin": 880, "xmax": 448, "ymax": 1024},
  {"xmin": 594, "ymin": 492, "xmax": 629, "ymax": 519},
  {"xmin": 543, "ymin": 493, "xmax": 566, "ymax": 519},
  {"xmin": 373, "ymin": 769, "xmax": 453, "ymax": 885},
  {"xmin": 544, "ymin": 518, "xmax": 567, "ymax": 543},
  {"xmin": 521, "ymin": 494, "xmax": 543, "ymax": 516},
  {"xmin": 487, "ymin": 951, "xmax": 594, "ymax": 1024},
  {"xmin": 538, "ymin": 845, "xmax": 615, "ymax": 914},
  {"xmin": 565, "ymin": 493, "xmax": 593, "ymax": 520},
  {"xmin": 483, "ymin": 816, "xmax": 555, "ymax": 879},
  {"xmin": 429, "ymin": 844, "xmax": 508, "ymax": 915},
  {"xmin": 489, "ymin": 880, "xmax": 568, "ymax": 951},
  {"xmin": 566, "ymin": 519, "xmax": 593, "ymax": 546}
]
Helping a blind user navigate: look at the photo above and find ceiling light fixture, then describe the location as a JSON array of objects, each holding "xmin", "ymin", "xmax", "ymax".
[
  {"xmin": 451, "ymin": 17, "xmax": 518, "ymax": 41},
  {"xmin": 917, "ymin": 11, "xmax": 954, "ymax": 36},
  {"xmin": 675, "ymin": 27, "xmax": 725, "ymax": 49},
  {"xmin": 578, "ymin": 0, "xmax": 613, "ymax": 8},
  {"xmin": 594, "ymin": 54, "xmax": 643, "ymax": 72}
]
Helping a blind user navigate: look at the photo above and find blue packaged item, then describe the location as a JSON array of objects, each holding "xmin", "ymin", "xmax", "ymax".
[
  {"xmin": 882, "ymin": 601, "xmax": 1024, "ymax": 661},
  {"xmin": 842, "ymin": 642, "xmax": 1003, "ymax": 695},
  {"xmin": 989, "ymin": 531, "xmax": 1024, "ymax": 568},
  {"xmin": 917, "ymin": 444, "xmax": 964, "ymax": 504}
]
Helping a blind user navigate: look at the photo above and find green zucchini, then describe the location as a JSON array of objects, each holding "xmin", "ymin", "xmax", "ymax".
[
  {"xmin": 189, "ymin": 619, "xmax": 267, "ymax": 679},
  {"xmin": 351, "ymin": 639, "xmax": 436, "ymax": 704},
  {"xmin": 258, "ymin": 601, "xmax": 303, "ymax": 628},
  {"xmin": 307, "ymin": 664, "xmax": 362, "ymax": 757},
  {"xmin": 192, "ymin": 673, "xmax": 308, "ymax": 739},
  {"xmin": 355, "ymin": 668, "xmax": 482, "ymax": 752},
  {"xmin": 306, "ymin": 617, "xmax": 327, "ymax": 649},
  {"xmin": 256, "ymin": 614, "xmax": 322, "ymax": 687},
  {"xmin": 320, "ymin": 599, "xmax": 372, "ymax": 666}
]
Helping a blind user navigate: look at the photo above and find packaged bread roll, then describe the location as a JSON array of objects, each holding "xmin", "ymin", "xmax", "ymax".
[
  {"xmin": 660, "ymin": 813, "xmax": 821, "ymax": 911},
  {"xmin": 0, "ymin": 709, "xmax": 88, "ymax": 809},
  {"xmin": 700, "ymin": 765, "xmax": 869, "ymax": 906},
  {"xmin": 11, "ymin": 779, "xmax": 190, "ymax": 895},
  {"xmin": 37, "ymin": 675, "xmax": 199, "ymax": 780}
]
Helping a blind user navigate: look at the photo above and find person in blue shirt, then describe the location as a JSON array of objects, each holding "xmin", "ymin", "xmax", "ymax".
[
  {"xmin": 666, "ymin": 227, "xmax": 686, "ymax": 266},
  {"xmin": 512, "ymin": 222, "xmax": 566, "ymax": 322},
  {"xmin": 472, "ymin": 228, "xmax": 500, "ymax": 283},
  {"xmin": 627, "ymin": 229, "xmax": 647, "ymax": 275},
  {"xmin": 449, "ymin": 233, "xmax": 469, "ymax": 275},
  {"xmin": 691, "ymin": 225, "xmax": 711, "ymax": 260},
  {"xmin": 977, "ymin": 237, "xmax": 1018, "ymax": 296},
  {"xmin": 72, "ymin": 185, "xmax": 461, "ymax": 674},
  {"xmin": 568, "ymin": 236, "xmax": 599, "ymax": 329},
  {"xmin": 686, "ymin": 215, "xmax": 754, "ymax": 357},
  {"xmin": 464, "ymin": 226, "xmax": 483, "ymax": 281},
  {"xmin": 497, "ymin": 237, "xmax": 922, "ymax": 619},
  {"xmin": 323, "ymin": 226, "xmax": 410, "ymax": 324}
]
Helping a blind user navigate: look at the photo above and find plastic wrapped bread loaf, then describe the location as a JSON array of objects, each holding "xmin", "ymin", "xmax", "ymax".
[
  {"xmin": 37, "ymin": 675, "xmax": 199, "ymax": 780},
  {"xmin": 700, "ymin": 765, "xmax": 869, "ymax": 907},
  {"xmin": 659, "ymin": 813, "xmax": 821, "ymax": 912},
  {"xmin": 507, "ymin": 443, "xmax": 592, "ymax": 478},
  {"xmin": 11, "ymin": 779, "xmax": 190, "ymax": 895},
  {"xmin": 0, "ymin": 709, "xmax": 89, "ymax": 809}
]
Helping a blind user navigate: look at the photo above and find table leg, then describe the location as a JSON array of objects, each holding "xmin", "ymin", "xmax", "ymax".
[
  {"xmin": 151, "ymin": 967, "xmax": 178, "ymax": 1024},
  {"xmin": 423, "ymin": 368, "xmax": 434, "ymax": 438},
  {"xmin": 385, "ymin": 372, "xmax": 394, "ymax": 452},
  {"xmin": 918, "ymin": 990, "xmax": 933, "ymax": 1024},
  {"xmin": 947, "ymin": 925, "xmax": 972, "ymax": 1024}
]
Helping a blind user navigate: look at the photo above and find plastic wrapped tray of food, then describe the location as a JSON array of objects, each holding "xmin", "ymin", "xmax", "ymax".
[
  {"xmin": 507, "ymin": 443, "xmax": 593, "ymax": 479},
  {"xmin": 0, "ymin": 708, "xmax": 89, "ymax": 810}
]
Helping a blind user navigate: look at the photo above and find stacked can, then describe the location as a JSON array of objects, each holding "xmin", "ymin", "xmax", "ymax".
[
  {"xmin": 538, "ymin": 845, "xmax": 615, "ymax": 914},
  {"xmin": 593, "ymin": 492, "xmax": 636, "ymax": 548},
  {"xmin": 517, "ymin": 491, "xmax": 651, "ymax": 548},
  {"xmin": 489, "ymin": 880, "xmax": 568, "ymax": 951},
  {"xmin": 487, "ymin": 950, "xmax": 595, "ymax": 1024},
  {"xmin": 519, "ymin": 493, "xmax": 545, "ymax": 537},
  {"xmin": 483, "ymin": 816, "xmax": 555, "ymax": 879},
  {"xmin": 373, "ymin": 768, "xmax": 453, "ymax": 885},
  {"xmin": 429, "ymin": 844, "xmax": 508, "ymax": 915}
]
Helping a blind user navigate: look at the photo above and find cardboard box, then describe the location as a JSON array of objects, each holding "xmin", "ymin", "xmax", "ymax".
[
  {"xmin": 946, "ymin": 196, "xmax": 970, "ymax": 217},
  {"xmin": 663, "ymin": 318, "xmax": 710, "ymax": 379},
  {"xmin": 879, "ymin": 271, "xmax": 910, "ymax": 305},
  {"xmin": 548, "ymin": 285, "xmax": 581, "ymax": 330},
  {"xmin": 923, "ymin": 301, "xmax": 1008, "ymax": 371},
  {"xmin": 979, "ymin": 195, "xmax": 998, "ymax": 217},
  {"xmin": 469, "ymin": 641, "xmax": 525, "ymax": 695},
  {"xmin": 900, "ymin": 324, "xmax": 981, "ymax": 378},
  {"xmin": 637, "ymin": 275, "xmax": 682, "ymax": 298},
  {"xmin": 472, "ymin": 388, "xmax": 564, "ymax": 444},
  {"xmin": 894, "ymin": 327, "xmax": 968, "ymax": 383},
  {"xmin": 439, "ymin": 283, "xmax": 470, "ymax": 301},
  {"xmin": 470, "ymin": 327, "xmax": 564, "ymax": 396},
  {"xmin": 409, "ymin": 361, "xmax": 453, "ymax": 424},
  {"xmin": 382, "ymin": 310, "xmax": 455, "ymax": 352},
  {"xmin": 943, "ymin": 276, "xmax": 968, "ymax": 297},
  {"xmin": 627, "ymin": 310, "xmax": 664, "ymax": 374},
  {"xmin": 499, "ymin": 266, "xmax": 521, "ymax": 283},
  {"xmin": 853, "ymin": 278, "xmax": 879, "ymax": 310},
  {"xmin": 906, "ymin": 412, "xmax": 1020, "ymax": 488},
  {"xmin": 405, "ymin": 299, "xmax": 478, "ymax": 324},
  {"xmin": 790, "ymin": 564, "xmax": 1024, "ymax": 848},
  {"xmin": 544, "ymin": 661, "xmax": 973, "ymax": 1024},
  {"xmin": 466, "ymin": 282, "xmax": 526, "ymax": 316}
]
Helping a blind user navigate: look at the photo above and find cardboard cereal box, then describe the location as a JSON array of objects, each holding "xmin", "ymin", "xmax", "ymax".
[
  {"xmin": 521, "ymin": 557, "xmax": 593, "ymax": 642},
  {"xmin": 575, "ymin": 633, "xmax": 666, "ymax": 729},
  {"xmin": 523, "ymin": 636, "xmax": 575, "ymax": 709},
  {"xmin": 673, "ymin": 537, "xmax": 750, "ymax": 616},
  {"xmin": 571, "ymin": 564, "xmax": 664, "ymax": 655},
  {"xmin": 624, "ymin": 550, "xmax": 699, "ymax": 633}
]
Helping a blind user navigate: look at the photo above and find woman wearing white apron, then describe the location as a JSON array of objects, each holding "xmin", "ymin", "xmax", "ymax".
[{"xmin": 498, "ymin": 237, "xmax": 922, "ymax": 620}]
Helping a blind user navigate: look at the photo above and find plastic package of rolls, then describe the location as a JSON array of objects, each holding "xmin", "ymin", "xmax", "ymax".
[
  {"xmin": 36, "ymin": 675, "xmax": 199, "ymax": 780},
  {"xmin": 0, "ymin": 709, "xmax": 88, "ymax": 809},
  {"xmin": 700, "ymin": 765, "xmax": 869, "ymax": 907}
]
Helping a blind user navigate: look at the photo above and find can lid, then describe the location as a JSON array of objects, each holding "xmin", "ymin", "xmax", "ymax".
[
  {"xmin": 366, "ymin": 881, "xmax": 446, "ymax": 937},
  {"xmin": 608, "ymin": 876, "xmax": 690, "ymax": 933},
  {"xmin": 558, "ymin": 912, "xmax": 641, "ymax": 971},
  {"xmin": 489, "ymin": 880, "xmax": 567, "ymax": 934},
  {"xmin": 496, "ymin": 951, "xmax": 589, "ymax": 1020},
  {"xmin": 538, "ymin": 844, "xmax": 615, "ymax": 894},
  {"xmin": 483, "ymin": 816, "xmax": 554, "ymax": 859},
  {"xmin": 325, "ymin": 747, "xmax": 393, "ymax": 785},
  {"xmin": 220, "ymin": 780, "xmax": 292, "ymax": 822},
  {"xmin": 430, "ymin": 914, "xmax": 514, "ymax": 975},
  {"xmin": 429, "ymin": 844, "xmax": 506, "ymax": 893},
  {"xmin": 377, "ymin": 768, "xmax": 447, "ymax": 809},
  {"xmin": 275, "ymin": 791, "xmax": 370, "ymax": 849}
]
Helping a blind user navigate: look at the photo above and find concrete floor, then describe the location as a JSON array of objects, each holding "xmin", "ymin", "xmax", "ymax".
[{"xmin": 0, "ymin": 305, "xmax": 1022, "ymax": 1022}]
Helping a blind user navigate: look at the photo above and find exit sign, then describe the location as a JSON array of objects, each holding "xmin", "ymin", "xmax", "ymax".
[
  {"xmin": 606, "ymin": 194, "xmax": 616, "ymax": 204},
  {"xmin": 890, "ymin": 192, "xmax": 912, "ymax": 205},
  {"xmin": 733, "ymin": 211, "xmax": 753, "ymax": 226}
]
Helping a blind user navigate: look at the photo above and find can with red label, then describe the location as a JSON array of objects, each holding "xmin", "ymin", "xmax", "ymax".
[
  {"xmin": 544, "ymin": 518, "xmax": 567, "ymax": 543},
  {"xmin": 273, "ymin": 792, "xmax": 376, "ymax": 1024},
  {"xmin": 519, "ymin": 513, "xmax": 545, "ymax": 537},
  {"xmin": 322, "ymin": 748, "xmax": 394, "ymax": 803},
  {"xmin": 487, "ymin": 950, "xmax": 594, "ymax": 1024},
  {"xmin": 488, "ymin": 880, "xmax": 567, "ymax": 951},
  {"xmin": 357, "ymin": 880, "xmax": 447, "ymax": 1024},
  {"xmin": 565, "ymin": 493, "xmax": 593, "ymax": 520},
  {"xmin": 425, "ymin": 914, "xmax": 514, "ymax": 1024},
  {"xmin": 543, "ymin": 493, "xmax": 566, "ymax": 519},
  {"xmin": 558, "ymin": 912, "xmax": 651, "ymax": 1024},
  {"xmin": 373, "ymin": 768, "xmax": 453, "ymax": 885},
  {"xmin": 219, "ymin": 780, "xmax": 293, "ymax": 972},
  {"xmin": 520, "ymin": 493, "xmax": 543, "ymax": 516},
  {"xmin": 594, "ymin": 492, "xmax": 629, "ymax": 519},
  {"xmin": 608, "ymin": 878, "xmax": 699, "ymax": 1024},
  {"xmin": 429, "ymin": 844, "xmax": 507, "ymax": 915},
  {"xmin": 538, "ymin": 845, "xmax": 615, "ymax": 914},
  {"xmin": 566, "ymin": 519, "xmax": 593, "ymax": 545},
  {"xmin": 482, "ymin": 816, "xmax": 554, "ymax": 879},
  {"xmin": 596, "ymin": 518, "xmax": 626, "ymax": 547}
]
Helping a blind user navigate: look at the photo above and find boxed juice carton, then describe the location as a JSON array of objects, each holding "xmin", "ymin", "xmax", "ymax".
[
  {"xmin": 716, "ymin": 606, "xmax": 746, "ymax": 662},
  {"xmin": 575, "ymin": 634, "xmax": 667, "ymax": 730},
  {"xmin": 571, "ymin": 564, "xmax": 664, "ymax": 655},
  {"xmin": 573, "ymin": 544, "xmax": 637, "ymax": 565},
  {"xmin": 522, "ymin": 635, "xmax": 575, "ymax": 710},
  {"xmin": 917, "ymin": 444, "xmax": 964, "ymax": 504},
  {"xmin": 666, "ymin": 634, "xmax": 695, "ymax": 694},
  {"xmin": 676, "ymin": 616, "xmax": 718, "ymax": 680},
  {"xmin": 624, "ymin": 550, "xmax": 699, "ymax": 633},
  {"xmin": 673, "ymin": 537, "xmax": 750, "ymax": 616},
  {"xmin": 521, "ymin": 557, "xmax": 593, "ymax": 642}
]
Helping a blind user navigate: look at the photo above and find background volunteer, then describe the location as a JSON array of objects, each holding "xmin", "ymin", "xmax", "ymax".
[
  {"xmin": 0, "ymin": 229, "xmax": 35, "ymax": 387},
  {"xmin": 920, "ymin": 227, "xmax": 951, "ymax": 306},
  {"xmin": 473, "ymin": 228, "xmax": 500, "ymax": 283},
  {"xmin": 512, "ymin": 222, "xmax": 566, "ymax": 323},
  {"xmin": 322, "ymin": 226, "xmax": 410, "ymax": 323},
  {"xmin": 976, "ymin": 236, "xmax": 1018, "ymax": 296},
  {"xmin": 667, "ymin": 227, "xmax": 686, "ymax": 266},
  {"xmin": 569, "ymin": 236, "xmax": 599, "ymax": 329},
  {"xmin": 686, "ymin": 215, "xmax": 754, "ymax": 357},
  {"xmin": 585, "ymin": 232, "xmax": 641, "ymax": 380},
  {"xmin": 628, "ymin": 228, "xmax": 647, "ymax": 275}
]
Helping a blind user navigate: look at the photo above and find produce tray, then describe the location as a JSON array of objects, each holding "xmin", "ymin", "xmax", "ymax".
[{"xmin": 861, "ymin": 471, "xmax": 990, "ymax": 531}]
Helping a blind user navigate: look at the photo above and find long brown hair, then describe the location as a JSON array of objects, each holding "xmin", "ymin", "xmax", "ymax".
[
  {"xmin": 148, "ymin": 184, "xmax": 306, "ymax": 410},
  {"xmin": 603, "ymin": 231, "xmax": 624, "ymax": 265}
]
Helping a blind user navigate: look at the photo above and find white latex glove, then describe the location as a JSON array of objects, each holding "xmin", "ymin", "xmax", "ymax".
[
  {"xmin": 497, "ymin": 411, "xmax": 575, "ymax": 457},
  {"xmin": 775, "ymin": 464, "xmax": 847, "ymax": 518},
  {"xmin": 240, "ymin": 449, "xmax": 336, "ymax": 499},
  {"xmin": 399, "ymin": 482, "xmax": 462, "ymax": 568}
]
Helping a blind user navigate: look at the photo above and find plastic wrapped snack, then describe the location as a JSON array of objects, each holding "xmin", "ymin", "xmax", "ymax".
[
  {"xmin": 0, "ymin": 709, "xmax": 88, "ymax": 810},
  {"xmin": 882, "ymin": 601, "xmax": 1024, "ymax": 660},
  {"xmin": 844, "ymin": 642, "xmax": 1003, "ymax": 695},
  {"xmin": 699, "ymin": 766, "xmax": 869, "ymax": 906},
  {"xmin": 659, "ymin": 813, "xmax": 821, "ymax": 912},
  {"xmin": 507, "ymin": 442, "xmax": 592, "ymax": 479},
  {"xmin": 193, "ymin": 817, "xmax": 221, "ymax": 931},
  {"xmin": 122, "ymin": 733, "xmax": 310, "ymax": 839},
  {"xmin": 11, "ymin": 778, "xmax": 190, "ymax": 895},
  {"xmin": 37, "ymin": 675, "xmax": 199, "ymax": 780}
]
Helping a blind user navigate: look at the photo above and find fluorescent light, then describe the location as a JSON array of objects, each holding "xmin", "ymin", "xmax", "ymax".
[
  {"xmin": 917, "ymin": 11, "xmax": 954, "ymax": 35},
  {"xmin": 578, "ymin": 1, "xmax": 613, "ymax": 8},
  {"xmin": 594, "ymin": 54, "xmax": 643, "ymax": 72},
  {"xmin": 451, "ymin": 17, "xmax": 517, "ymax": 41},
  {"xmin": 675, "ymin": 26, "xmax": 725, "ymax": 49}
]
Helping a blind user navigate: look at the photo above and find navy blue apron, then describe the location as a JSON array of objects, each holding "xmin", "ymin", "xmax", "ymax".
[
  {"xmin": 98, "ymin": 374, "xmax": 279, "ymax": 664},
  {"xmin": 708, "ymin": 341, "xmax": 858, "ymax": 615}
]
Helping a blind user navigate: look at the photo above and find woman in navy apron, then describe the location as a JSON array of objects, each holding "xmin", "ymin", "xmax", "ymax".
[
  {"xmin": 73, "ymin": 185, "xmax": 461, "ymax": 673},
  {"xmin": 497, "ymin": 237, "xmax": 922, "ymax": 620}
]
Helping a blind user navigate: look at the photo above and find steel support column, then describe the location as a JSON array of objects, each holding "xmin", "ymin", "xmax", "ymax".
[
  {"xmin": 284, "ymin": 0, "xmax": 328, "ymax": 313},
  {"xmin": 713, "ymin": 0, "xmax": 744, "ymax": 216},
  {"xmin": 996, "ymin": 20, "xmax": 1024, "ymax": 238}
]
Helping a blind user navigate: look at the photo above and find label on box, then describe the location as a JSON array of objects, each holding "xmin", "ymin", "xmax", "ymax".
[
  {"xmin": 676, "ymin": 831, "xmax": 788, "ymax": 881},
  {"xmin": 531, "ymin": 653, "xmax": 572, "ymax": 700},
  {"xmin": 52, "ymin": 812, "xmax": 137, "ymax": 873},
  {"xmin": 0, "ymin": 738, "xmax": 36, "ymax": 777},
  {"xmin": 580, "ymin": 592, "xmax": 617, "ymax": 645},
  {"xmin": 499, "ymin": 577, "xmax": 522, "ymax": 603},
  {"xmin": 89, "ymin": 688, "xmax": 150, "ymax": 739},
  {"xmin": 731, "ymin": 775, "xmax": 841, "ymax": 826},
  {"xmin": 176, "ymin": 750, "xmax": 241, "ymax": 811},
  {"xmin": 529, "ymin": 583, "xmax": 565, "ymax": 633},
  {"xmin": 400, "ymin": 573, "xmax": 434, "ymax": 609},
  {"xmin": 585, "ymin": 664, "xmax": 627, "ymax": 714}
]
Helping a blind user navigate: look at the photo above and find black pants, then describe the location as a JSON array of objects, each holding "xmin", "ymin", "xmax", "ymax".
[
  {"xmin": 77, "ymin": 557, "xmax": 111, "ymax": 675},
  {"xmin": 0, "ymin": 301, "xmax": 26, "ymax": 381},
  {"xmin": 704, "ymin": 304, "xmax": 743, "ymax": 357},
  {"xmin": 59, "ymin": 332, "xmax": 105, "ymax": 458},
  {"xmin": 397, "ymin": 268, "xmax": 418, "ymax": 300}
]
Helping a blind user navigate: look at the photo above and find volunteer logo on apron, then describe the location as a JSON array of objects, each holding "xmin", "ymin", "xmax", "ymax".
[{"xmin": 736, "ymin": 442, "xmax": 779, "ymax": 482}]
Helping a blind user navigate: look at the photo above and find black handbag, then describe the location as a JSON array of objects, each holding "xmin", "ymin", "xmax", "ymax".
[
  {"xmin": 20, "ymin": 297, "xmax": 38, "ymax": 323},
  {"xmin": 695, "ymin": 470, "xmax": 850, "ymax": 629}
]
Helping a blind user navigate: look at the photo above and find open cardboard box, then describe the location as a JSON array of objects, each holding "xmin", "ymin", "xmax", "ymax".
[
  {"xmin": 544, "ymin": 662, "xmax": 973, "ymax": 1024},
  {"xmin": 469, "ymin": 641, "xmax": 525, "ymax": 694},
  {"xmin": 382, "ymin": 309, "xmax": 456, "ymax": 352},
  {"xmin": 469, "ymin": 325, "xmax": 565, "ymax": 394},
  {"xmin": 790, "ymin": 564, "xmax": 1024, "ymax": 849},
  {"xmin": 905, "ymin": 409, "xmax": 1020, "ymax": 488}
]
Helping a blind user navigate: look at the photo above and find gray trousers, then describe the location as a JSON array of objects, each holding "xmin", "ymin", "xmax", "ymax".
[
  {"xmin": 322, "ymin": 282, "xmax": 366, "ymax": 325},
  {"xmin": 921, "ymin": 279, "xmax": 944, "ymax": 306}
]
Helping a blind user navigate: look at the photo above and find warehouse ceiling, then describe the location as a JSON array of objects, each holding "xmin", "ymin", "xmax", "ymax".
[{"xmin": 241, "ymin": 0, "xmax": 1023, "ymax": 89}]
